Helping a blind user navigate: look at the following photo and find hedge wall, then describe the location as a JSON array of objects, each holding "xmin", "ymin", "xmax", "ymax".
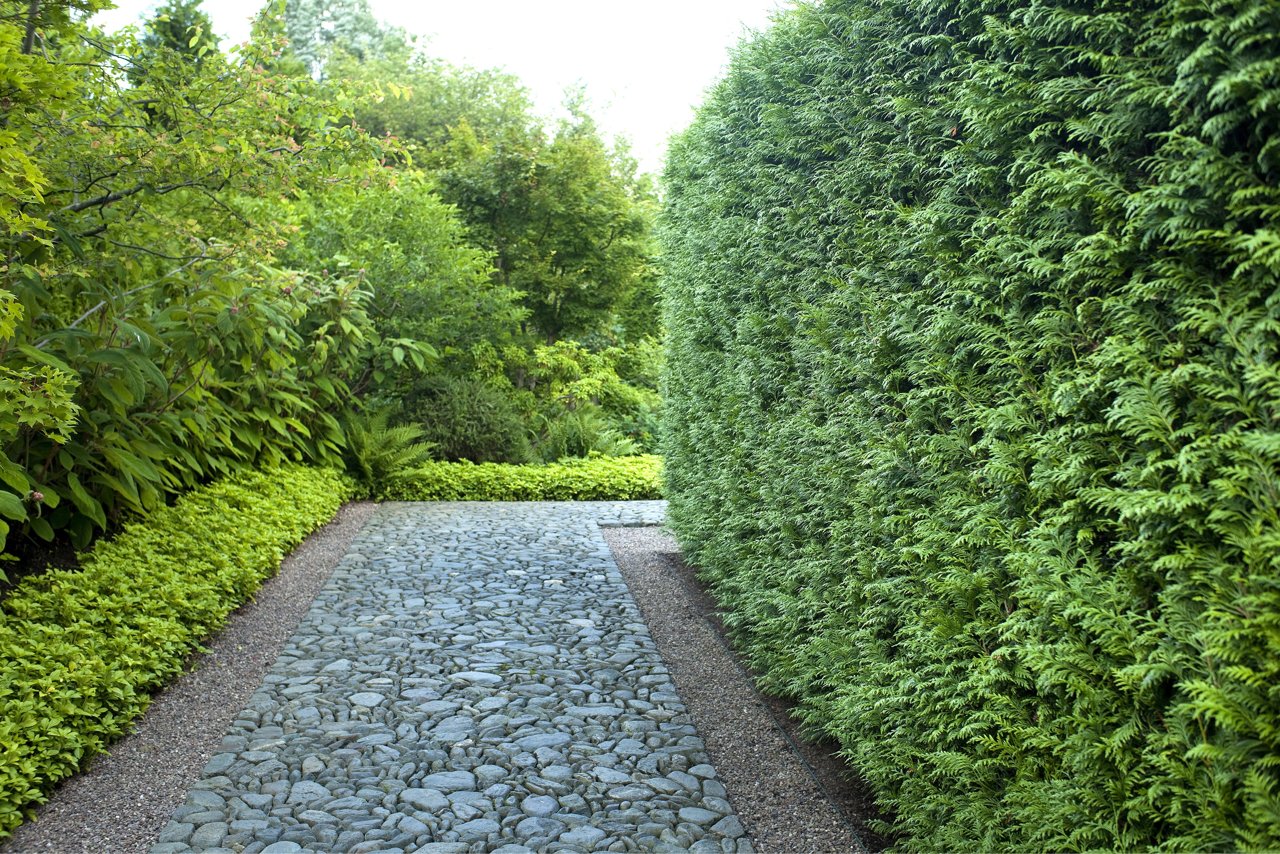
[
  {"xmin": 661, "ymin": 0, "xmax": 1280, "ymax": 849},
  {"xmin": 0, "ymin": 465, "xmax": 352, "ymax": 837}
]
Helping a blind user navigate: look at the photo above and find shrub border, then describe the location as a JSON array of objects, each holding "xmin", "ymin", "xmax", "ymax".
[
  {"xmin": 381, "ymin": 454, "xmax": 663, "ymax": 502},
  {"xmin": 0, "ymin": 465, "xmax": 354, "ymax": 836}
]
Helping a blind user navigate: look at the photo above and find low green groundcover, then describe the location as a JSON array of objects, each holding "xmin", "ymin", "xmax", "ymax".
[
  {"xmin": 382, "ymin": 454, "xmax": 663, "ymax": 501},
  {"xmin": 0, "ymin": 465, "xmax": 353, "ymax": 837}
]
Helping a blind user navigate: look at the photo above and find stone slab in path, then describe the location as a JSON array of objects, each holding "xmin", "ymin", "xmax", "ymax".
[{"xmin": 151, "ymin": 501, "xmax": 750, "ymax": 854}]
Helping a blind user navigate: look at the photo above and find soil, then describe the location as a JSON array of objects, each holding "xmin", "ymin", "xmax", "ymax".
[{"xmin": 0, "ymin": 533, "xmax": 82, "ymax": 601}]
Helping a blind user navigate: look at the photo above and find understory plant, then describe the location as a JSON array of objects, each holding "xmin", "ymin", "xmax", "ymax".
[
  {"xmin": 382, "ymin": 454, "xmax": 662, "ymax": 502},
  {"xmin": 0, "ymin": 465, "xmax": 352, "ymax": 838},
  {"xmin": 341, "ymin": 407, "xmax": 436, "ymax": 495}
]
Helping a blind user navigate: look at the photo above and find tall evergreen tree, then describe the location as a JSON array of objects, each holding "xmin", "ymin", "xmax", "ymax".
[
  {"xmin": 126, "ymin": 0, "xmax": 215, "ymax": 87},
  {"xmin": 283, "ymin": 0, "xmax": 405, "ymax": 77}
]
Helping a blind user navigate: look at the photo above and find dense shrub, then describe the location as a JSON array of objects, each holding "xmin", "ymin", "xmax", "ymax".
[
  {"xmin": 532, "ymin": 410, "xmax": 640, "ymax": 463},
  {"xmin": 662, "ymin": 0, "xmax": 1280, "ymax": 850},
  {"xmin": 0, "ymin": 465, "xmax": 352, "ymax": 837},
  {"xmin": 382, "ymin": 455, "xmax": 661, "ymax": 501},
  {"xmin": 0, "ymin": 8, "xmax": 387, "ymax": 561},
  {"xmin": 403, "ymin": 375, "xmax": 534, "ymax": 464}
]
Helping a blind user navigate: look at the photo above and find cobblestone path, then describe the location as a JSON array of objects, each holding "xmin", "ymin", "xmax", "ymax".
[{"xmin": 151, "ymin": 501, "xmax": 749, "ymax": 854}]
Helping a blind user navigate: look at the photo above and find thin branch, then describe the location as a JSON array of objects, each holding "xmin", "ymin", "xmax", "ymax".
[
  {"xmin": 73, "ymin": 224, "xmax": 109, "ymax": 240},
  {"xmin": 21, "ymin": 0, "xmax": 40, "ymax": 55},
  {"xmin": 105, "ymin": 239, "xmax": 225, "ymax": 261},
  {"xmin": 60, "ymin": 183, "xmax": 147, "ymax": 214}
]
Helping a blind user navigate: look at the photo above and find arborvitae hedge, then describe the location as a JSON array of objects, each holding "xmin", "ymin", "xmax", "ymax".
[{"xmin": 661, "ymin": 0, "xmax": 1280, "ymax": 849}]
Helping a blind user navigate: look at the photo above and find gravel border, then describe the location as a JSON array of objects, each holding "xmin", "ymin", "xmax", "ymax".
[
  {"xmin": 1, "ymin": 501, "xmax": 377, "ymax": 854},
  {"xmin": 602, "ymin": 525, "xmax": 886, "ymax": 853}
]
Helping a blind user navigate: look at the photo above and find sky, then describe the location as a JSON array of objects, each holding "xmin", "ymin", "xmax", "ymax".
[{"xmin": 94, "ymin": 0, "xmax": 793, "ymax": 175}]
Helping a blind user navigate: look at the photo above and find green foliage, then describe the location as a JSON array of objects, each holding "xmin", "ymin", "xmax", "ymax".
[
  {"xmin": 532, "ymin": 409, "xmax": 640, "ymax": 463},
  {"xmin": 502, "ymin": 339, "xmax": 664, "ymax": 458},
  {"xmin": 0, "ymin": 292, "xmax": 78, "ymax": 562},
  {"xmin": 435, "ymin": 105, "xmax": 659, "ymax": 344},
  {"xmin": 662, "ymin": 0, "xmax": 1280, "ymax": 850},
  {"xmin": 402, "ymin": 374, "xmax": 533, "ymax": 464},
  {"xmin": 382, "ymin": 454, "xmax": 662, "ymax": 502},
  {"xmin": 340, "ymin": 407, "xmax": 434, "ymax": 495},
  {"xmin": 277, "ymin": 168, "xmax": 522, "ymax": 387},
  {"xmin": 333, "ymin": 51, "xmax": 536, "ymax": 159},
  {"xmin": 0, "ymin": 464, "xmax": 351, "ymax": 837},
  {"xmin": 283, "ymin": 0, "xmax": 408, "ymax": 76},
  {"xmin": 127, "ymin": 0, "xmax": 217, "ymax": 86},
  {"xmin": 0, "ymin": 2, "xmax": 387, "ymax": 554}
]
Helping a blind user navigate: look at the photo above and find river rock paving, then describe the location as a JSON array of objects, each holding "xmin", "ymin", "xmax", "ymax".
[{"xmin": 151, "ymin": 501, "xmax": 751, "ymax": 854}]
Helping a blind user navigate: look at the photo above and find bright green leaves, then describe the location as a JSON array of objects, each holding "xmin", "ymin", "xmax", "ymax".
[
  {"xmin": 0, "ymin": 288, "xmax": 77, "ymax": 559},
  {"xmin": 0, "ymin": 2, "xmax": 392, "ymax": 557},
  {"xmin": 435, "ymin": 115, "xmax": 657, "ymax": 345},
  {"xmin": 0, "ymin": 491, "xmax": 25, "ymax": 523},
  {"xmin": 382, "ymin": 455, "xmax": 662, "ymax": 502},
  {"xmin": 277, "ymin": 169, "xmax": 515, "ymax": 388},
  {"xmin": 0, "ymin": 465, "xmax": 351, "ymax": 838}
]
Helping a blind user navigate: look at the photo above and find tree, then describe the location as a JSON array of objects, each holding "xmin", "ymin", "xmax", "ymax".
[
  {"xmin": 278, "ymin": 168, "xmax": 526, "ymax": 389},
  {"xmin": 330, "ymin": 48, "xmax": 537, "ymax": 160},
  {"xmin": 436, "ymin": 108, "xmax": 657, "ymax": 343},
  {"xmin": 0, "ymin": 0, "xmax": 388, "ymax": 550},
  {"xmin": 133, "ymin": 0, "xmax": 214, "ymax": 66},
  {"xmin": 283, "ymin": 0, "xmax": 406, "ymax": 77}
]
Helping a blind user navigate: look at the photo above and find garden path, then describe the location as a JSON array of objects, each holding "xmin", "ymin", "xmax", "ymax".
[{"xmin": 150, "ymin": 501, "xmax": 748, "ymax": 854}]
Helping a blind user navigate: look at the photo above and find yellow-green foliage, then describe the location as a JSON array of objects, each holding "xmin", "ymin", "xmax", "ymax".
[
  {"xmin": 662, "ymin": 0, "xmax": 1280, "ymax": 850},
  {"xmin": 383, "ymin": 455, "xmax": 662, "ymax": 501},
  {"xmin": 0, "ymin": 465, "xmax": 353, "ymax": 837}
]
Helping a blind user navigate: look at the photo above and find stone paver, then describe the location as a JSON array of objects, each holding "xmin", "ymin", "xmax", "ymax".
[{"xmin": 152, "ymin": 501, "xmax": 752, "ymax": 853}]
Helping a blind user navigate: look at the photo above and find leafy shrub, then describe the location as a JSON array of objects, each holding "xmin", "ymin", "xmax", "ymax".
[
  {"xmin": 403, "ymin": 374, "xmax": 533, "ymax": 464},
  {"xmin": 662, "ymin": 0, "xmax": 1280, "ymax": 850},
  {"xmin": 0, "ymin": 465, "xmax": 352, "ymax": 837},
  {"xmin": 382, "ymin": 454, "xmax": 661, "ymax": 501},
  {"xmin": 0, "ymin": 11, "xmax": 387, "ymax": 556},
  {"xmin": 532, "ymin": 409, "xmax": 640, "ymax": 463},
  {"xmin": 341, "ymin": 408, "xmax": 435, "ymax": 496}
]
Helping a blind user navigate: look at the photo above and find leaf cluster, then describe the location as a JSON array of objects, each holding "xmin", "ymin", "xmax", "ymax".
[
  {"xmin": 0, "ymin": 3, "xmax": 395, "ymax": 559},
  {"xmin": 382, "ymin": 454, "xmax": 662, "ymax": 502}
]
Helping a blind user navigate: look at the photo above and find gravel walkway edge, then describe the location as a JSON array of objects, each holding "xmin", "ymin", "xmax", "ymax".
[
  {"xmin": 1, "ymin": 501, "xmax": 378, "ymax": 854},
  {"xmin": 602, "ymin": 525, "xmax": 885, "ymax": 853}
]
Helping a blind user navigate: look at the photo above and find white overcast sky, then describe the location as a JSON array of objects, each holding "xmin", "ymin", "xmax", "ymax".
[{"xmin": 95, "ymin": 0, "xmax": 791, "ymax": 174}]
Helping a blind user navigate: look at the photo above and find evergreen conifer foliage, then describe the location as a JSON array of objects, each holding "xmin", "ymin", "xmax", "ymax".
[{"xmin": 661, "ymin": 0, "xmax": 1280, "ymax": 849}]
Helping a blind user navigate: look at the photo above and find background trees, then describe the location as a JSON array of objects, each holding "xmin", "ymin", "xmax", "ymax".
[{"xmin": 281, "ymin": 0, "xmax": 664, "ymax": 460}]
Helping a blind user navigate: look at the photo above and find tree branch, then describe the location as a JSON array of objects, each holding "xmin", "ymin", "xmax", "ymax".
[
  {"xmin": 60, "ymin": 183, "xmax": 147, "ymax": 214},
  {"xmin": 21, "ymin": 0, "xmax": 40, "ymax": 55},
  {"xmin": 33, "ymin": 251, "xmax": 212, "ymax": 349}
]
